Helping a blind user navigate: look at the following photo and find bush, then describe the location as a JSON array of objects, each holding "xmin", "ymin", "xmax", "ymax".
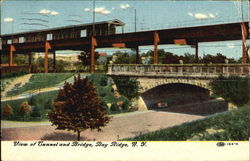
[
  {"xmin": 28, "ymin": 96, "xmax": 36, "ymax": 106},
  {"xmin": 18, "ymin": 102, "xmax": 31, "ymax": 119},
  {"xmin": 121, "ymin": 99, "xmax": 130, "ymax": 111},
  {"xmin": 1, "ymin": 70, "xmax": 29, "ymax": 79},
  {"xmin": 3, "ymin": 104, "xmax": 13, "ymax": 118},
  {"xmin": 110, "ymin": 103, "xmax": 120, "ymax": 111},
  {"xmin": 209, "ymin": 75, "xmax": 249, "ymax": 106},
  {"xmin": 100, "ymin": 76, "xmax": 108, "ymax": 86},
  {"xmin": 31, "ymin": 106, "xmax": 42, "ymax": 117},
  {"xmin": 112, "ymin": 76, "xmax": 140, "ymax": 100},
  {"xmin": 44, "ymin": 99, "xmax": 53, "ymax": 110}
]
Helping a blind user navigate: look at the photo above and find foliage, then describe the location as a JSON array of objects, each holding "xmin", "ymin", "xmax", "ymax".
[
  {"xmin": 44, "ymin": 99, "xmax": 53, "ymax": 110},
  {"xmin": 3, "ymin": 104, "xmax": 13, "ymax": 118},
  {"xmin": 1, "ymin": 90, "xmax": 58, "ymax": 121},
  {"xmin": 1, "ymin": 70, "xmax": 29, "ymax": 79},
  {"xmin": 7, "ymin": 73, "xmax": 74, "ymax": 96},
  {"xmin": 110, "ymin": 103, "xmax": 120, "ymax": 111},
  {"xmin": 113, "ymin": 51, "xmax": 139, "ymax": 64},
  {"xmin": 31, "ymin": 57, "xmax": 71, "ymax": 73},
  {"xmin": 49, "ymin": 74, "xmax": 111, "ymax": 141},
  {"xmin": 209, "ymin": 75, "xmax": 249, "ymax": 106},
  {"xmin": 31, "ymin": 106, "xmax": 42, "ymax": 117},
  {"xmin": 201, "ymin": 53, "xmax": 227, "ymax": 64},
  {"xmin": 78, "ymin": 51, "xmax": 100, "ymax": 71},
  {"xmin": 28, "ymin": 96, "xmax": 36, "ymax": 106},
  {"xmin": 100, "ymin": 75, "xmax": 108, "ymax": 86},
  {"xmin": 125, "ymin": 105, "xmax": 250, "ymax": 141},
  {"xmin": 18, "ymin": 101, "xmax": 31, "ymax": 117},
  {"xmin": 112, "ymin": 76, "xmax": 140, "ymax": 100},
  {"xmin": 1, "ymin": 54, "xmax": 34, "ymax": 65},
  {"xmin": 121, "ymin": 98, "xmax": 131, "ymax": 111},
  {"xmin": 141, "ymin": 49, "xmax": 239, "ymax": 64}
]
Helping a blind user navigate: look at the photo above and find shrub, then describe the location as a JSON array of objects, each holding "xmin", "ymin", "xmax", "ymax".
[
  {"xmin": 1, "ymin": 70, "xmax": 29, "ymax": 79},
  {"xmin": 18, "ymin": 101, "xmax": 31, "ymax": 117},
  {"xmin": 112, "ymin": 76, "xmax": 140, "ymax": 100},
  {"xmin": 209, "ymin": 75, "xmax": 249, "ymax": 106},
  {"xmin": 28, "ymin": 96, "xmax": 36, "ymax": 106},
  {"xmin": 100, "ymin": 76, "xmax": 108, "ymax": 86},
  {"xmin": 110, "ymin": 103, "xmax": 120, "ymax": 111},
  {"xmin": 121, "ymin": 99, "xmax": 131, "ymax": 111},
  {"xmin": 44, "ymin": 99, "xmax": 53, "ymax": 110},
  {"xmin": 31, "ymin": 106, "xmax": 42, "ymax": 117},
  {"xmin": 3, "ymin": 104, "xmax": 13, "ymax": 118}
]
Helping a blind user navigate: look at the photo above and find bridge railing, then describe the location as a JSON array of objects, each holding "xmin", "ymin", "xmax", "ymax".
[{"xmin": 107, "ymin": 64, "xmax": 250, "ymax": 77}]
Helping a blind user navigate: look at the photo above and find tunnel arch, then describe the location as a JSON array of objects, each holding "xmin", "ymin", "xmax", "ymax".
[{"xmin": 140, "ymin": 83, "xmax": 211, "ymax": 111}]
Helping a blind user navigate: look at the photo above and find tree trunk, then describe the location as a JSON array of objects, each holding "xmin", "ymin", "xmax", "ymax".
[{"xmin": 77, "ymin": 130, "xmax": 80, "ymax": 141}]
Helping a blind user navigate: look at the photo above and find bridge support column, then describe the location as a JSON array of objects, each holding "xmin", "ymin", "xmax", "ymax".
[
  {"xmin": 90, "ymin": 37, "xmax": 97, "ymax": 73},
  {"xmin": 9, "ymin": 45, "xmax": 15, "ymax": 66},
  {"xmin": 154, "ymin": 31, "xmax": 160, "ymax": 64},
  {"xmin": 241, "ymin": 23, "xmax": 249, "ymax": 63},
  {"xmin": 195, "ymin": 43, "xmax": 199, "ymax": 63},
  {"xmin": 52, "ymin": 51, "xmax": 56, "ymax": 72},
  {"xmin": 44, "ymin": 41, "xmax": 51, "ymax": 73},
  {"xmin": 135, "ymin": 46, "xmax": 140, "ymax": 64},
  {"xmin": 28, "ymin": 52, "xmax": 32, "ymax": 66}
]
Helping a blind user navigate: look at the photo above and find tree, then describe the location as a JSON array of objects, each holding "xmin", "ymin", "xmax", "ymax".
[
  {"xmin": 78, "ymin": 51, "xmax": 100, "ymax": 71},
  {"xmin": 3, "ymin": 104, "xmax": 13, "ymax": 118},
  {"xmin": 49, "ymin": 74, "xmax": 111, "ymax": 141},
  {"xmin": 113, "ymin": 76, "xmax": 140, "ymax": 100},
  {"xmin": 113, "ymin": 51, "xmax": 139, "ymax": 64}
]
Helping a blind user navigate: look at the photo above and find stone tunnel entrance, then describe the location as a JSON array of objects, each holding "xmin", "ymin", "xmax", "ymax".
[{"xmin": 141, "ymin": 83, "xmax": 228, "ymax": 116}]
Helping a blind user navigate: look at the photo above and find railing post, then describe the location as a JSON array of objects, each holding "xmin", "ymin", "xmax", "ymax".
[{"xmin": 108, "ymin": 64, "xmax": 112, "ymax": 74}]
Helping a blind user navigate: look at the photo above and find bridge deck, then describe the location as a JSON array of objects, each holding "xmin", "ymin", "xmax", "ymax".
[{"xmin": 1, "ymin": 21, "xmax": 249, "ymax": 53}]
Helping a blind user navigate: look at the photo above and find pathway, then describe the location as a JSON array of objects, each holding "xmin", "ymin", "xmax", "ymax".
[
  {"xmin": 1, "ymin": 74, "xmax": 32, "ymax": 97},
  {"xmin": 1, "ymin": 111, "xmax": 204, "ymax": 141}
]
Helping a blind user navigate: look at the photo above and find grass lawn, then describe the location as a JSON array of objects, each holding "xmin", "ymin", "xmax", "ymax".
[
  {"xmin": 124, "ymin": 105, "xmax": 250, "ymax": 141},
  {"xmin": 6, "ymin": 73, "xmax": 75, "ymax": 96}
]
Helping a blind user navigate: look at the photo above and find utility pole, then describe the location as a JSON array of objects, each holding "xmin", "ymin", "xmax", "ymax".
[
  {"xmin": 135, "ymin": 8, "xmax": 137, "ymax": 32},
  {"xmin": 92, "ymin": 0, "xmax": 95, "ymax": 36}
]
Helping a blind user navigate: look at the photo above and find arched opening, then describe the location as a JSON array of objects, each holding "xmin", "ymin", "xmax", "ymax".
[{"xmin": 141, "ymin": 83, "xmax": 227, "ymax": 115}]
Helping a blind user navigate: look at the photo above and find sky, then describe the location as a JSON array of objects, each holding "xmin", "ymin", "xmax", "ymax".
[{"xmin": 1, "ymin": 0, "xmax": 250, "ymax": 59}]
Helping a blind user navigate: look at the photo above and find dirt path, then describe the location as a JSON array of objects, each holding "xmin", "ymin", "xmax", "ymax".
[
  {"xmin": 1, "ymin": 74, "xmax": 32, "ymax": 97},
  {"xmin": 1, "ymin": 111, "xmax": 204, "ymax": 141}
]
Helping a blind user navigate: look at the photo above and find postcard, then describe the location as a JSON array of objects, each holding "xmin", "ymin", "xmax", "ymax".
[{"xmin": 1, "ymin": 0, "xmax": 249, "ymax": 160}]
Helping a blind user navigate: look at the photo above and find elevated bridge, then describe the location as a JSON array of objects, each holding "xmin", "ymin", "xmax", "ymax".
[{"xmin": 1, "ymin": 20, "xmax": 249, "ymax": 73}]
